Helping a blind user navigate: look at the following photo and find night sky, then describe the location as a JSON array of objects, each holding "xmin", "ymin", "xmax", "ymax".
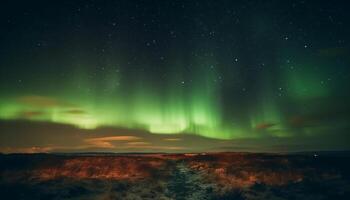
[{"xmin": 1, "ymin": 0, "xmax": 350, "ymax": 153}]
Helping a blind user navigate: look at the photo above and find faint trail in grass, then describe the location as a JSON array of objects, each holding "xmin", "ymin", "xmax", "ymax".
[{"xmin": 166, "ymin": 161, "xmax": 214, "ymax": 200}]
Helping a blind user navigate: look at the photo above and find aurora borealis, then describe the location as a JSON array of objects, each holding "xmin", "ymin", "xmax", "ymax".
[{"xmin": 1, "ymin": 0, "xmax": 350, "ymax": 152}]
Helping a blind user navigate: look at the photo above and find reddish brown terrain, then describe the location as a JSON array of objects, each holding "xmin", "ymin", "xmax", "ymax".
[{"xmin": 0, "ymin": 152, "xmax": 349, "ymax": 199}]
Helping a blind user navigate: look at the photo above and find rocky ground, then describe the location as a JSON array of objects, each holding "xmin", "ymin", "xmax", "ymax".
[{"xmin": 0, "ymin": 152, "xmax": 349, "ymax": 199}]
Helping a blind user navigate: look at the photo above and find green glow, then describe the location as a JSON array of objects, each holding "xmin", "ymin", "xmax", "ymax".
[
  {"xmin": 0, "ymin": 61, "xmax": 233, "ymax": 139},
  {"xmin": 0, "ymin": 59, "xmax": 336, "ymax": 140},
  {"xmin": 285, "ymin": 65, "xmax": 330, "ymax": 100},
  {"xmin": 250, "ymin": 100, "xmax": 287, "ymax": 137}
]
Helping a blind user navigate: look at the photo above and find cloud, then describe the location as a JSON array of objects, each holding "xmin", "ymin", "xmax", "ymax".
[
  {"xmin": 83, "ymin": 136, "xmax": 186, "ymax": 151},
  {"xmin": 84, "ymin": 136, "xmax": 142, "ymax": 148},
  {"xmin": 126, "ymin": 142, "xmax": 151, "ymax": 145},
  {"xmin": 163, "ymin": 138, "xmax": 182, "ymax": 141},
  {"xmin": 0, "ymin": 146, "xmax": 53, "ymax": 153},
  {"xmin": 62, "ymin": 109, "xmax": 87, "ymax": 115},
  {"xmin": 288, "ymin": 116, "xmax": 311, "ymax": 128},
  {"xmin": 17, "ymin": 95, "xmax": 74, "ymax": 108},
  {"xmin": 17, "ymin": 111, "xmax": 45, "ymax": 118},
  {"xmin": 1, "ymin": 119, "xmax": 349, "ymax": 153},
  {"xmin": 124, "ymin": 144, "xmax": 186, "ymax": 150},
  {"xmin": 255, "ymin": 123, "xmax": 276, "ymax": 130}
]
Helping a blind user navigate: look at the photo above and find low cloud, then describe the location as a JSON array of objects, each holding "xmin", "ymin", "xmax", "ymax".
[
  {"xmin": 0, "ymin": 146, "xmax": 54, "ymax": 154},
  {"xmin": 163, "ymin": 138, "xmax": 182, "ymax": 141},
  {"xmin": 124, "ymin": 145, "xmax": 186, "ymax": 150},
  {"xmin": 84, "ymin": 136, "xmax": 142, "ymax": 148},
  {"xmin": 17, "ymin": 111, "xmax": 45, "ymax": 118},
  {"xmin": 126, "ymin": 142, "xmax": 151, "ymax": 146},
  {"xmin": 1, "ymin": 119, "xmax": 349, "ymax": 153},
  {"xmin": 62, "ymin": 109, "xmax": 87, "ymax": 115},
  {"xmin": 17, "ymin": 95, "xmax": 74, "ymax": 108},
  {"xmin": 255, "ymin": 123, "xmax": 276, "ymax": 130}
]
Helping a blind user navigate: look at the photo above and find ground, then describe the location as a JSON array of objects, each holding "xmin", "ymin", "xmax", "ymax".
[{"xmin": 0, "ymin": 152, "xmax": 349, "ymax": 199}]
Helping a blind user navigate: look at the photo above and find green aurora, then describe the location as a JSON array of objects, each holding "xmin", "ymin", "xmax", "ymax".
[
  {"xmin": 0, "ymin": 0, "xmax": 349, "ymax": 152},
  {"xmin": 0, "ymin": 58, "xmax": 341, "ymax": 140}
]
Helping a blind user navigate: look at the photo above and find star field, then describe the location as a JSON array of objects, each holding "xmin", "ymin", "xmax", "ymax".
[{"xmin": 0, "ymin": 0, "xmax": 349, "ymax": 152}]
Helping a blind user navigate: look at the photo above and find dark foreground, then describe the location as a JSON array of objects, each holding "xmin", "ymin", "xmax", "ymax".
[{"xmin": 0, "ymin": 152, "xmax": 349, "ymax": 200}]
